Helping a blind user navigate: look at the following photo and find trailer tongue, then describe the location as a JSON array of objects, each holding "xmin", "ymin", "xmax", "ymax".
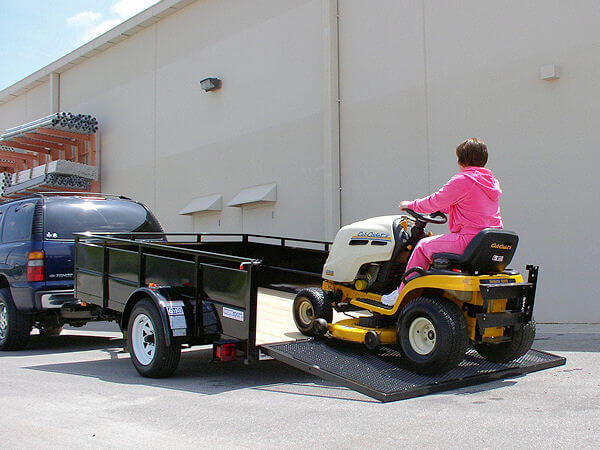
[{"xmin": 74, "ymin": 232, "xmax": 564, "ymax": 402}]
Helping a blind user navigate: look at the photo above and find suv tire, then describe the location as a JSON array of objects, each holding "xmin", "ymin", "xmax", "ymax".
[{"xmin": 0, "ymin": 288, "xmax": 32, "ymax": 351}]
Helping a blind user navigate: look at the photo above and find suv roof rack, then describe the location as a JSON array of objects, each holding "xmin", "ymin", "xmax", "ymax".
[
  {"xmin": 0, "ymin": 192, "xmax": 132, "ymax": 204},
  {"xmin": 29, "ymin": 192, "xmax": 132, "ymax": 200}
]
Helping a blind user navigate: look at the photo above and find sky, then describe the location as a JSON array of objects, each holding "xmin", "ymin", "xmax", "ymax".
[{"xmin": 0, "ymin": 0, "xmax": 160, "ymax": 90}]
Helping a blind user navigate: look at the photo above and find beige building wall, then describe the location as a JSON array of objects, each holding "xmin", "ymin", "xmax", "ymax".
[
  {"xmin": 337, "ymin": 0, "xmax": 600, "ymax": 321},
  {"xmin": 60, "ymin": 0, "xmax": 328, "ymax": 237},
  {"xmin": 423, "ymin": 1, "xmax": 600, "ymax": 322},
  {"xmin": 0, "ymin": 81, "xmax": 50, "ymax": 131},
  {"xmin": 0, "ymin": 0, "xmax": 598, "ymax": 322},
  {"xmin": 338, "ymin": 0, "xmax": 430, "ymax": 222}
]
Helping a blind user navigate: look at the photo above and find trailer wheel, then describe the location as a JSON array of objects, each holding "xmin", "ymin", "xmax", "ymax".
[
  {"xmin": 293, "ymin": 288, "xmax": 333, "ymax": 336},
  {"xmin": 0, "ymin": 288, "xmax": 32, "ymax": 351},
  {"xmin": 473, "ymin": 320, "xmax": 536, "ymax": 363},
  {"xmin": 397, "ymin": 295, "xmax": 468, "ymax": 374},
  {"xmin": 128, "ymin": 299, "xmax": 181, "ymax": 378}
]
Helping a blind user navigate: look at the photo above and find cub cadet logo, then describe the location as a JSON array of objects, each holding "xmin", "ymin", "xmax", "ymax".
[
  {"xmin": 491, "ymin": 243, "xmax": 512, "ymax": 250},
  {"xmin": 354, "ymin": 231, "xmax": 391, "ymax": 241}
]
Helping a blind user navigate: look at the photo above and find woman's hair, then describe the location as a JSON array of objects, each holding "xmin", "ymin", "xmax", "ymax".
[{"xmin": 456, "ymin": 138, "xmax": 488, "ymax": 167}]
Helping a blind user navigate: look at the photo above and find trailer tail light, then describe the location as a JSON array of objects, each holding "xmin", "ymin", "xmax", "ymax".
[
  {"xmin": 27, "ymin": 251, "xmax": 45, "ymax": 282},
  {"xmin": 214, "ymin": 342, "xmax": 237, "ymax": 362}
]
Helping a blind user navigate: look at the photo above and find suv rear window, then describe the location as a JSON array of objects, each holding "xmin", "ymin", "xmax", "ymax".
[
  {"xmin": 44, "ymin": 197, "xmax": 163, "ymax": 239},
  {"xmin": 2, "ymin": 201, "xmax": 36, "ymax": 242}
]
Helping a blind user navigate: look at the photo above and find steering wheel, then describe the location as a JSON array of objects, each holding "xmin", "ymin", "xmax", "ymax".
[{"xmin": 403, "ymin": 208, "xmax": 447, "ymax": 225}]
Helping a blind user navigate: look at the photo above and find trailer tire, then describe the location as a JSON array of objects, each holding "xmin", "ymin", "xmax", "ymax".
[
  {"xmin": 0, "ymin": 288, "xmax": 32, "ymax": 351},
  {"xmin": 473, "ymin": 320, "xmax": 536, "ymax": 363},
  {"xmin": 397, "ymin": 295, "xmax": 468, "ymax": 374},
  {"xmin": 293, "ymin": 288, "xmax": 333, "ymax": 337},
  {"xmin": 128, "ymin": 299, "xmax": 181, "ymax": 378}
]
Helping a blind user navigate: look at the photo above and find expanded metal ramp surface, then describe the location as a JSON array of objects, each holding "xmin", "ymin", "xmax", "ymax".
[{"xmin": 261, "ymin": 339, "xmax": 566, "ymax": 402}]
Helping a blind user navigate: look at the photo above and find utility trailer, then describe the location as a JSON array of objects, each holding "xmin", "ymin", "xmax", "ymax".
[{"xmin": 74, "ymin": 232, "xmax": 565, "ymax": 402}]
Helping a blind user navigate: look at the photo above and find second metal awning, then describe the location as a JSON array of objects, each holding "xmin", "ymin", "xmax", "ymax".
[{"xmin": 228, "ymin": 183, "xmax": 277, "ymax": 207}]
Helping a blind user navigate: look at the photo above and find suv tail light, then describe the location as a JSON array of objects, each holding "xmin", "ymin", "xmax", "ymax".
[{"xmin": 27, "ymin": 251, "xmax": 45, "ymax": 282}]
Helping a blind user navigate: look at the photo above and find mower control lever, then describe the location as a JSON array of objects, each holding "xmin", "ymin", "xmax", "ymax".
[{"xmin": 403, "ymin": 209, "xmax": 448, "ymax": 225}]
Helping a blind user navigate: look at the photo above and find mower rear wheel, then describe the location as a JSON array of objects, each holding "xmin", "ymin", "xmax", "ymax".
[
  {"xmin": 293, "ymin": 288, "xmax": 333, "ymax": 337},
  {"xmin": 397, "ymin": 295, "xmax": 468, "ymax": 374},
  {"xmin": 473, "ymin": 320, "xmax": 536, "ymax": 363}
]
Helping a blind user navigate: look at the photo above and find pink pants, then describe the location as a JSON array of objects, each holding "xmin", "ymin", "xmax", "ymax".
[{"xmin": 398, "ymin": 233, "xmax": 476, "ymax": 292}]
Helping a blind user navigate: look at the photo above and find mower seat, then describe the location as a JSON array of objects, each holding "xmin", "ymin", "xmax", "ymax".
[{"xmin": 432, "ymin": 228, "xmax": 519, "ymax": 275}]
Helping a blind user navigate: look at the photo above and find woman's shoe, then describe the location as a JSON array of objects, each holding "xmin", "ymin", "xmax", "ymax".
[{"xmin": 380, "ymin": 290, "xmax": 399, "ymax": 306}]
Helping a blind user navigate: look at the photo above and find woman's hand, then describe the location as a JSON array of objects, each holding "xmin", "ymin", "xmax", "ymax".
[{"xmin": 398, "ymin": 200, "xmax": 411, "ymax": 210}]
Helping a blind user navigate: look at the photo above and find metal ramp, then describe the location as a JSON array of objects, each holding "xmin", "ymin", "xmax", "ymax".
[{"xmin": 260, "ymin": 339, "xmax": 566, "ymax": 402}]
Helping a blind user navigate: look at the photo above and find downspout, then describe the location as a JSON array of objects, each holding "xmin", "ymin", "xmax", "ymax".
[
  {"xmin": 323, "ymin": 0, "xmax": 342, "ymax": 240},
  {"xmin": 49, "ymin": 72, "xmax": 60, "ymax": 113}
]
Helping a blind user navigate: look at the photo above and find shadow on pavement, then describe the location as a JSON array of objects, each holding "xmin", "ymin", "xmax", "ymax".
[
  {"xmin": 26, "ymin": 346, "xmax": 376, "ymax": 402},
  {"xmin": 24, "ymin": 344, "xmax": 537, "ymax": 403},
  {"xmin": 12, "ymin": 329, "xmax": 579, "ymax": 402},
  {"xmin": 0, "ymin": 334, "xmax": 123, "ymax": 357}
]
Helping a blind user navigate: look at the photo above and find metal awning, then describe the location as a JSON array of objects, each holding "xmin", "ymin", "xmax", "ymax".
[
  {"xmin": 179, "ymin": 194, "xmax": 223, "ymax": 215},
  {"xmin": 227, "ymin": 183, "xmax": 277, "ymax": 207}
]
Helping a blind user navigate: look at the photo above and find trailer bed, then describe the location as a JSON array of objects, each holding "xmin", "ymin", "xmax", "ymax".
[{"xmin": 255, "ymin": 288, "xmax": 348, "ymax": 345}]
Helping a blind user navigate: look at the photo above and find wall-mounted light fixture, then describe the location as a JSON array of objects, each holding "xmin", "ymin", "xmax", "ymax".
[{"xmin": 200, "ymin": 77, "xmax": 222, "ymax": 92}]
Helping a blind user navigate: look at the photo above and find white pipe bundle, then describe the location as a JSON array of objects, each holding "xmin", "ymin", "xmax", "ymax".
[
  {"xmin": 1, "ymin": 160, "xmax": 98, "ymax": 198},
  {"xmin": 0, "ymin": 172, "xmax": 11, "ymax": 196},
  {"xmin": 1, "ymin": 112, "xmax": 98, "ymax": 140}
]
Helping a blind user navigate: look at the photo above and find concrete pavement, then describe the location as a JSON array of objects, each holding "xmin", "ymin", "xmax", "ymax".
[{"xmin": 0, "ymin": 323, "xmax": 598, "ymax": 448}]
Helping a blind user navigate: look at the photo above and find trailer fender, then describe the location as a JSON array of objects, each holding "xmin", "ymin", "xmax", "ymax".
[{"xmin": 121, "ymin": 287, "xmax": 188, "ymax": 347}]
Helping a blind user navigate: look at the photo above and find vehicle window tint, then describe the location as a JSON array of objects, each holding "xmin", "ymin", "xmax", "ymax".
[
  {"xmin": 2, "ymin": 202, "xmax": 36, "ymax": 242},
  {"xmin": 44, "ymin": 198, "xmax": 163, "ymax": 239}
]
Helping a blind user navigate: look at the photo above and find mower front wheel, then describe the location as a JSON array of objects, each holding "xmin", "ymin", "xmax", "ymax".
[
  {"xmin": 473, "ymin": 320, "xmax": 536, "ymax": 363},
  {"xmin": 397, "ymin": 295, "xmax": 468, "ymax": 374},
  {"xmin": 293, "ymin": 288, "xmax": 333, "ymax": 337}
]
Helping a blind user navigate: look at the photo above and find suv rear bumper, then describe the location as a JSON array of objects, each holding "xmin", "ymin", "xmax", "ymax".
[{"xmin": 36, "ymin": 290, "xmax": 77, "ymax": 309}]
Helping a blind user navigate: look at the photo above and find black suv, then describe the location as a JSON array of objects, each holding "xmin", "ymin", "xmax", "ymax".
[{"xmin": 0, "ymin": 193, "xmax": 163, "ymax": 350}]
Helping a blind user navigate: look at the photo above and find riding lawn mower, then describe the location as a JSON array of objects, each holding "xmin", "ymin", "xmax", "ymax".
[{"xmin": 292, "ymin": 209, "xmax": 538, "ymax": 374}]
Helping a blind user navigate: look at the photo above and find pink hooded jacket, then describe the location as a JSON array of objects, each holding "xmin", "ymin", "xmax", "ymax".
[{"xmin": 406, "ymin": 166, "xmax": 503, "ymax": 234}]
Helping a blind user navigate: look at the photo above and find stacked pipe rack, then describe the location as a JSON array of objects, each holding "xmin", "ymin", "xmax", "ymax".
[{"xmin": 0, "ymin": 112, "xmax": 98, "ymax": 199}]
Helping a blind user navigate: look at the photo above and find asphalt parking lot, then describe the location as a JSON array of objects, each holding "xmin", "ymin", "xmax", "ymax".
[{"xmin": 0, "ymin": 323, "xmax": 598, "ymax": 449}]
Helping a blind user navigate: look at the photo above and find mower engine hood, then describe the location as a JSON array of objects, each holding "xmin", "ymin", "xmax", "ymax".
[{"xmin": 322, "ymin": 215, "xmax": 409, "ymax": 282}]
